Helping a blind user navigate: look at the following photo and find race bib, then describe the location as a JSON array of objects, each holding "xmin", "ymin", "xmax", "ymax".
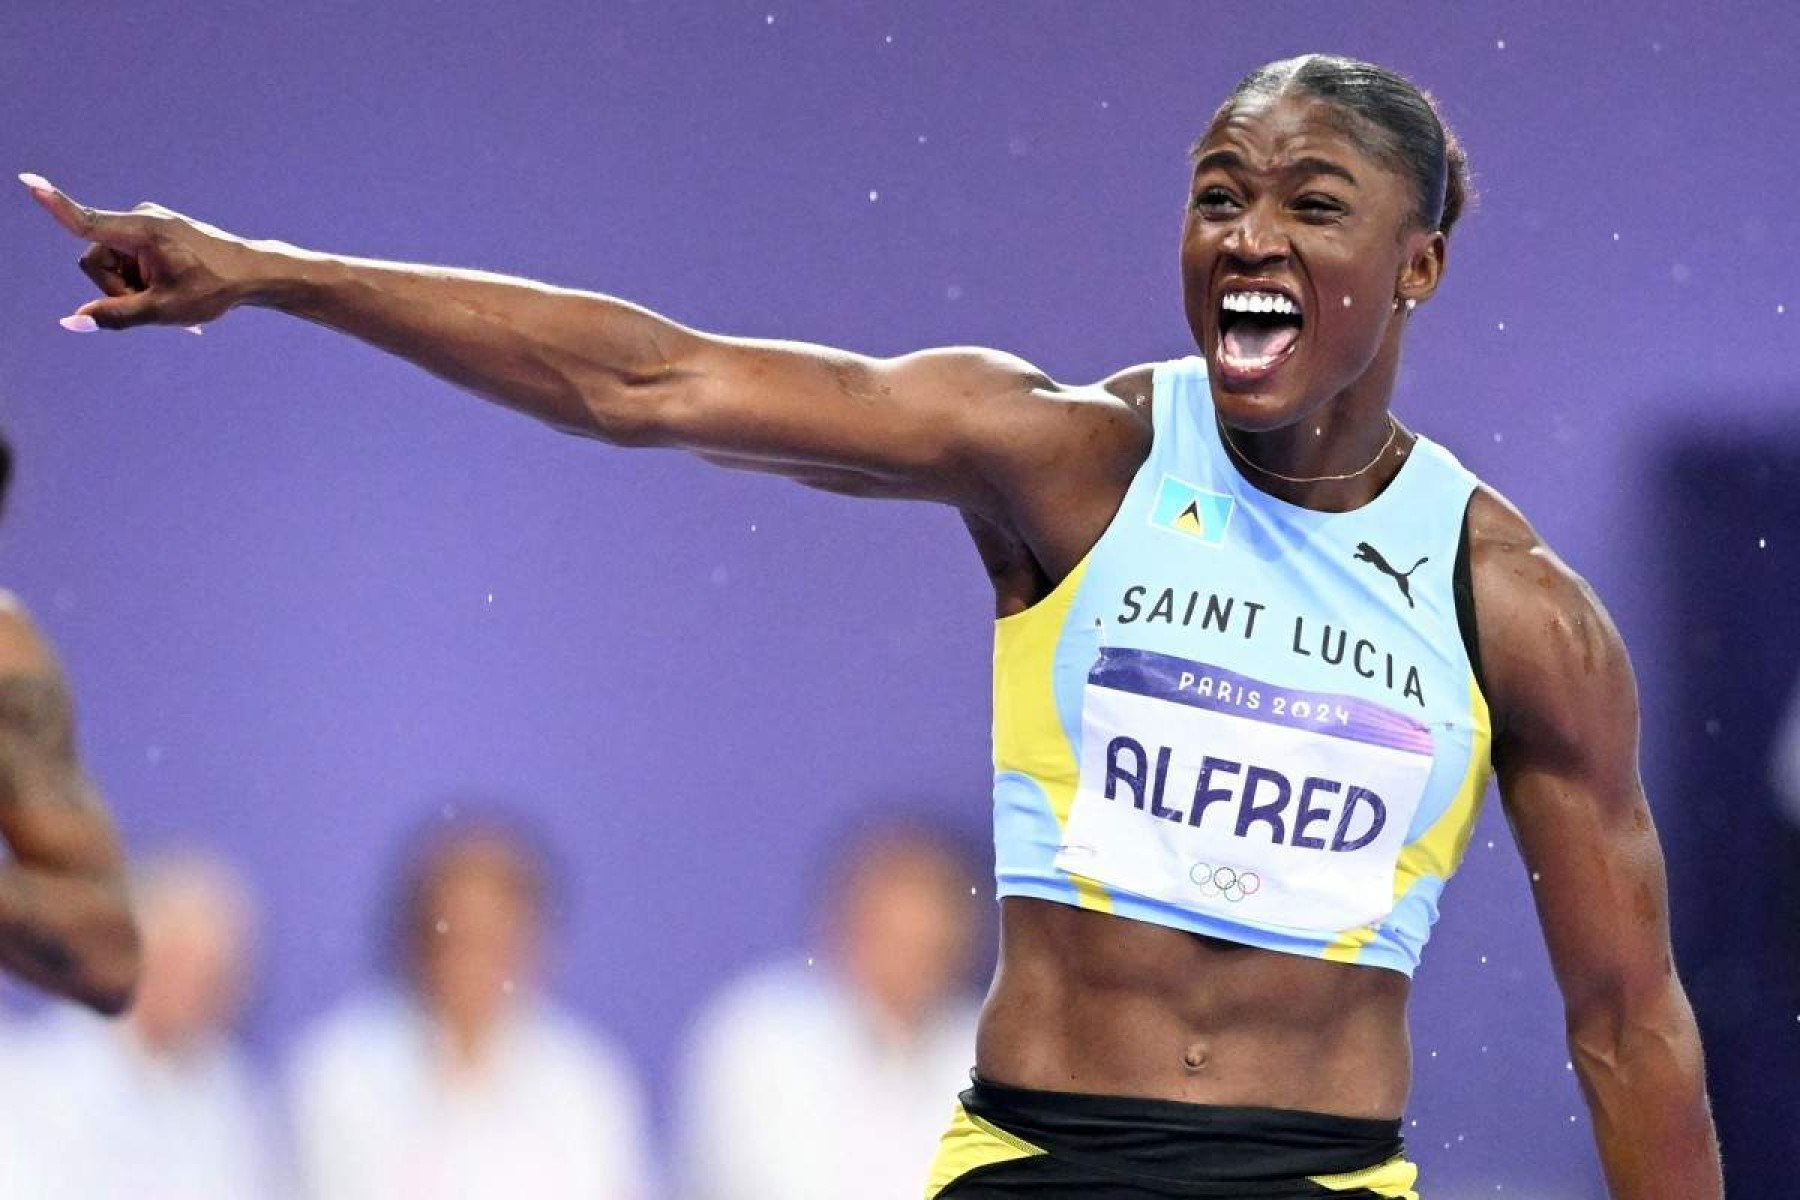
[{"xmin": 1056, "ymin": 647, "xmax": 1435, "ymax": 933}]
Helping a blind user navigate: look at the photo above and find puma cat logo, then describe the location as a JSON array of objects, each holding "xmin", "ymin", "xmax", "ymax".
[{"xmin": 1353, "ymin": 542, "xmax": 1428, "ymax": 609}]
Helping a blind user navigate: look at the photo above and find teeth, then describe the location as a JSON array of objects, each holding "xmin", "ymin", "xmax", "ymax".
[{"xmin": 1221, "ymin": 291, "xmax": 1300, "ymax": 316}]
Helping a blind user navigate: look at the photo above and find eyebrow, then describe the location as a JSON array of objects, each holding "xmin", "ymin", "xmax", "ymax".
[{"xmin": 1192, "ymin": 149, "xmax": 1359, "ymax": 187}]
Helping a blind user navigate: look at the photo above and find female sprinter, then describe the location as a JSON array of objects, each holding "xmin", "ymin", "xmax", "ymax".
[{"xmin": 26, "ymin": 54, "xmax": 1719, "ymax": 1200}]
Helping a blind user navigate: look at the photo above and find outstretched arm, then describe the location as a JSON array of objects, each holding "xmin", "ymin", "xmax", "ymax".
[
  {"xmin": 0, "ymin": 597, "xmax": 139, "ymax": 1013},
  {"xmin": 21, "ymin": 176, "xmax": 1083, "ymax": 519},
  {"xmin": 1472, "ymin": 491, "xmax": 1721, "ymax": 1199}
]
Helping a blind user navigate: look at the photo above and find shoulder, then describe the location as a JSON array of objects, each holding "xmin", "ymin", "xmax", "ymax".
[
  {"xmin": 1465, "ymin": 485, "xmax": 1636, "ymax": 759},
  {"xmin": 685, "ymin": 960, "xmax": 843, "ymax": 1051},
  {"xmin": 287, "ymin": 991, "xmax": 414, "ymax": 1081},
  {"xmin": 517, "ymin": 1003, "xmax": 646, "ymax": 1108},
  {"xmin": 891, "ymin": 349, "xmax": 1153, "ymax": 429},
  {"xmin": 0, "ymin": 594, "xmax": 56, "ymax": 675}
]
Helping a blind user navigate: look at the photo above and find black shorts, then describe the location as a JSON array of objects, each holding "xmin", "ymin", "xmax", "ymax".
[{"xmin": 926, "ymin": 1075, "xmax": 1420, "ymax": 1199}]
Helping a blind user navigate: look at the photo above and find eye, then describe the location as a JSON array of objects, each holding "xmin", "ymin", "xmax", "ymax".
[
  {"xmin": 1191, "ymin": 187, "xmax": 1240, "ymax": 217},
  {"xmin": 1294, "ymin": 194, "xmax": 1346, "ymax": 222}
]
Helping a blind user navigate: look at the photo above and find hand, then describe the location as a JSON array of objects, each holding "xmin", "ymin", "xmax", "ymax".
[{"xmin": 20, "ymin": 173, "xmax": 262, "ymax": 333}]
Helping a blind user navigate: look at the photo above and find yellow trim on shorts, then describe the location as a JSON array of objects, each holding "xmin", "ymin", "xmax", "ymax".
[
  {"xmin": 1307, "ymin": 1153, "xmax": 1421, "ymax": 1199},
  {"xmin": 993, "ymin": 555, "xmax": 1112, "ymax": 913},
  {"xmin": 923, "ymin": 1102, "xmax": 1047, "ymax": 1199},
  {"xmin": 1324, "ymin": 673, "xmax": 1494, "ymax": 963}
]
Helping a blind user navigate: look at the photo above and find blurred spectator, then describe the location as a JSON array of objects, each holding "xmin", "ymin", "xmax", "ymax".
[
  {"xmin": 675, "ymin": 822, "xmax": 984, "ymax": 1200},
  {"xmin": 286, "ymin": 820, "xmax": 651, "ymax": 1200},
  {"xmin": 1774, "ymin": 670, "xmax": 1800, "ymax": 827},
  {"xmin": 0, "ymin": 850, "xmax": 280, "ymax": 1199}
]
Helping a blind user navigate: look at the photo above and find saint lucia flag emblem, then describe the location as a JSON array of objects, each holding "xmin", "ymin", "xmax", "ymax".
[{"xmin": 1149, "ymin": 476, "xmax": 1234, "ymax": 546}]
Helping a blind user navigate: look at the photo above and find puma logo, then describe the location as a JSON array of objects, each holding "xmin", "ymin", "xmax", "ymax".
[{"xmin": 1353, "ymin": 542, "xmax": 1428, "ymax": 608}]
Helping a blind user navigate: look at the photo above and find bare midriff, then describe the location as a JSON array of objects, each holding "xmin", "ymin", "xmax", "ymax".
[{"xmin": 975, "ymin": 897, "xmax": 1413, "ymax": 1119}]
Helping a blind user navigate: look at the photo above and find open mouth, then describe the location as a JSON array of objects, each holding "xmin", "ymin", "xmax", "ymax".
[{"xmin": 1215, "ymin": 289, "xmax": 1305, "ymax": 382}]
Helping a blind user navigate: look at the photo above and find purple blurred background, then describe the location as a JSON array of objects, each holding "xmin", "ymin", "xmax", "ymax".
[{"xmin": 3, "ymin": 2, "xmax": 1796, "ymax": 1195}]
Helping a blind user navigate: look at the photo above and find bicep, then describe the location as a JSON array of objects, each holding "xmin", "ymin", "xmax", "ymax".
[
  {"xmin": 0, "ymin": 610, "xmax": 120, "ymax": 872},
  {"xmin": 1499, "ymin": 745, "xmax": 1674, "ymax": 1018},
  {"xmin": 642, "ymin": 338, "xmax": 1056, "ymax": 512}
]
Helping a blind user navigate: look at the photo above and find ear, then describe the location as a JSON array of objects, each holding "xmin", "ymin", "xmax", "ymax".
[{"xmin": 1396, "ymin": 228, "xmax": 1447, "ymax": 306}]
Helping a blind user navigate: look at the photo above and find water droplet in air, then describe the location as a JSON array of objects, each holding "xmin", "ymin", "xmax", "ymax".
[
  {"xmin": 1757, "ymin": 537, "xmax": 1766, "ymax": 548},
  {"xmin": 868, "ymin": 189, "xmax": 879, "ymax": 202},
  {"xmin": 765, "ymin": 13, "xmax": 775, "ymax": 24},
  {"xmin": 1612, "ymin": 232, "xmax": 1621, "ymax": 242},
  {"xmin": 884, "ymin": 34, "xmax": 893, "ymax": 44},
  {"xmin": 1496, "ymin": 321, "xmax": 1506, "ymax": 331},
  {"xmin": 1778, "ymin": 304, "xmax": 1786, "ymax": 315},
  {"xmin": 435, "ymin": 919, "xmax": 449, "ymax": 935},
  {"xmin": 1496, "ymin": 39, "xmax": 1506, "ymax": 49},
  {"xmin": 806, "ymin": 957, "xmax": 815, "ymax": 967},
  {"xmin": 485, "ymin": 592, "xmax": 494, "ymax": 604},
  {"xmin": 1493, "ymin": 432, "xmax": 1504, "ymax": 443}
]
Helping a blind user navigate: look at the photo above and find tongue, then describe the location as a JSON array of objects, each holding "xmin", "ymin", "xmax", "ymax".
[{"xmin": 1223, "ymin": 321, "xmax": 1300, "ymax": 363}]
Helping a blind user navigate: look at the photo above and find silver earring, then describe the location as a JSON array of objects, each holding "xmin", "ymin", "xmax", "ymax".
[{"xmin": 1403, "ymin": 297, "xmax": 1417, "ymax": 311}]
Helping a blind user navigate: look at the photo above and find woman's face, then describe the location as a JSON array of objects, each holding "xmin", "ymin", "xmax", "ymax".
[{"xmin": 1181, "ymin": 91, "xmax": 1444, "ymax": 432}]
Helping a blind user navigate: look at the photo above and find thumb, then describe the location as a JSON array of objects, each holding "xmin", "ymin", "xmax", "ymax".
[
  {"xmin": 19, "ymin": 174, "xmax": 153, "ymax": 251},
  {"xmin": 70, "ymin": 291, "xmax": 164, "ymax": 331}
]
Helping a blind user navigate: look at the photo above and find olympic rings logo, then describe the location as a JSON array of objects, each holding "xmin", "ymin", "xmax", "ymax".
[{"xmin": 1189, "ymin": 863, "xmax": 1262, "ymax": 903}]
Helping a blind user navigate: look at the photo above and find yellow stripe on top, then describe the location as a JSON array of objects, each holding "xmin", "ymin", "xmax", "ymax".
[
  {"xmin": 993, "ymin": 557, "xmax": 1112, "ymax": 913},
  {"xmin": 1324, "ymin": 674, "xmax": 1494, "ymax": 963}
]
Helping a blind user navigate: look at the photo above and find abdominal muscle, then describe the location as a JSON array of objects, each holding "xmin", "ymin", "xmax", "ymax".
[{"xmin": 974, "ymin": 896, "xmax": 1414, "ymax": 1119}]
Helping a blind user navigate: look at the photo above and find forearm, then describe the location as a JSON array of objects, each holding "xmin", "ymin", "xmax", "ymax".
[
  {"xmin": 242, "ymin": 241, "xmax": 702, "ymax": 440},
  {"xmin": 1569, "ymin": 985, "xmax": 1721, "ymax": 1199},
  {"xmin": 0, "ymin": 858, "xmax": 137, "ymax": 1014}
]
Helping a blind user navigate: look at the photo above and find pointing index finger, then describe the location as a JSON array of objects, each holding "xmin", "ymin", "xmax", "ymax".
[{"xmin": 17, "ymin": 173, "xmax": 149, "ymax": 249}]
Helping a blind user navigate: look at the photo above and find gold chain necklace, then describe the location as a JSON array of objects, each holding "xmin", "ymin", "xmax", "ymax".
[{"xmin": 1217, "ymin": 416, "xmax": 1400, "ymax": 485}]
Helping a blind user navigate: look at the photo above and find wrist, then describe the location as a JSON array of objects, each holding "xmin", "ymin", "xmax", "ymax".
[{"xmin": 230, "ymin": 238, "xmax": 337, "ymax": 314}]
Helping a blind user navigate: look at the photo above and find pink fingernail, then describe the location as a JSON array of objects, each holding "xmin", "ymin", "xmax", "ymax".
[
  {"xmin": 17, "ymin": 172, "xmax": 52, "ymax": 193},
  {"xmin": 59, "ymin": 314, "xmax": 98, "ymax": 333}
]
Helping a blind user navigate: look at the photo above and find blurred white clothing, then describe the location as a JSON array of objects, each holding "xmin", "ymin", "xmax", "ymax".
[
  {"xmin": 287, "ymin": 990, "xmax": 650, "ymax": 1200},
  {"xmin": 0, "ymin": 1005, "xmax": 281, "ymax": 1200},
  {"xmin": 676, "ymin": 960, "xmax": 978, "ymax": 1200}
]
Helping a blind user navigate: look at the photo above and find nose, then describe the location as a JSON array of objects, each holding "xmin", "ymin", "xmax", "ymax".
[{"xmin": 1223, "ymin": 203, "xmax": 1289, "ymax": 267}]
